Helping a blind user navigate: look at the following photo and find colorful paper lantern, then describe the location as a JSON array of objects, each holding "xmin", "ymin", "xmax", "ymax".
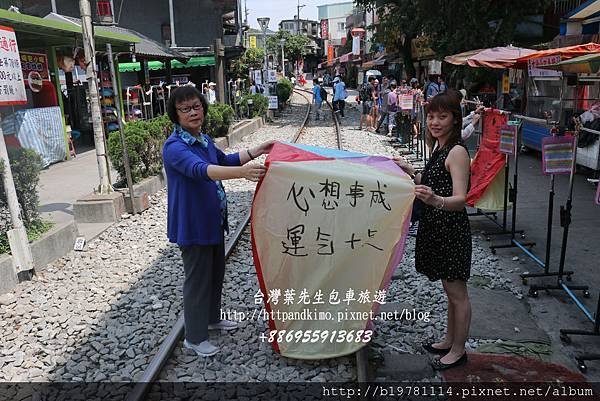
[{"xmin": 251, "ymin": 142, "xmax": 415, "ymax": 359}]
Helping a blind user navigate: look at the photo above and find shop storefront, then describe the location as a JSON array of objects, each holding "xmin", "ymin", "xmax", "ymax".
[
  {"xmin": 0, "ymin": 9, "xmax": 137, "ymax": 163},
  {"xmin": 117, "ymin": 55, "xmax": 214, "ymax": 121}
]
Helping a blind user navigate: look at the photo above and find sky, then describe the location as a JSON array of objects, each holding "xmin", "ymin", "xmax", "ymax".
[{"xmin": 245, "ymin": 0, "xmax": 339, "ymax": 30}]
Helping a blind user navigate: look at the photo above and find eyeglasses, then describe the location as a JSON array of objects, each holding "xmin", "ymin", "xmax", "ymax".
[{"xmin": 176, "ymin": 104, "xmax": 203, "ymax": 113}]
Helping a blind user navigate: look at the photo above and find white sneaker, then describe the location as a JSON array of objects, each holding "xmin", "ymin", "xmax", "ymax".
[
  {"xmin": 208, "ymin": 319, "xmax": 238, "ymax": 331},
  {"xmin": 183, "ymin": 339, "xmax": 219, "ymax": 357}
]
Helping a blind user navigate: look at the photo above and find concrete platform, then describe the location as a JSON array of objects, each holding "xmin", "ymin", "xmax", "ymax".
[
  {"xmin": 469, "ymin": 287, "xmax": 550, "ymax": 344},
  {"xmin": 73, "ymin": 192, "xmax": 126, "ymax": 223},
  {"xmin": 30, "ymin": 221, "xmax": 78, "ymax": 271}
]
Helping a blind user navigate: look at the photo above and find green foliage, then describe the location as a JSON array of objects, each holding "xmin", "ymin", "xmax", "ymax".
[
  {"xmin": 231, "ymin": 47, "xmax": 265, "ymax": 79},
  {"xmin": 205, "ymin": 103, "xmax": 235, "ymax": 138},
  {"xmin": 108, "ymin": 114, "xmax": 172, "ymax": 184},
  {"xmin": 0, "ymin": 147, "xmax": 43, "ymax": 226},
  {"xmin": 266, "ymin": 30, "xmax": 310, "ymax": 66},
  {"xmin": 0, "ymin": 147, "xmax": 51, "ymax": 255},
  {"xmin": 0, "ymin": 220, "xmax": 53, "ymax": 255},
  {"xmin": 238, "ymin": 94, "xmax": 268, "ymax": 118},
  {"xmin": 355, "ymin": 0, "xmax": 551, "ymax": 78},
  {"xmin": 276, "ymin": 78, "xmax": 293, "ymax": 105}
]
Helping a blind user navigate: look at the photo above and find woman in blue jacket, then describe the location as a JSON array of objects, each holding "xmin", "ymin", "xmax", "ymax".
[{"xmin": 163, "ymin": 86, "xmax": 274, "ymax": 357}]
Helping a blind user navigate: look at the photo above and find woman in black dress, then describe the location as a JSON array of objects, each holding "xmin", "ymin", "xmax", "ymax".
[{"xmin": 395, "ymin": 91, "xmax": 472, "ymax": 370}]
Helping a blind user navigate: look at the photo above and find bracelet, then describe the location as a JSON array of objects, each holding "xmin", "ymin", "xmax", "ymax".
[
  {"xmin": 436, "ymin": 196, "xmax": 445, "ymax": 210},
  {"xmin": 247, "ymin": 149, "xmax": 255, "ymax": 160}
]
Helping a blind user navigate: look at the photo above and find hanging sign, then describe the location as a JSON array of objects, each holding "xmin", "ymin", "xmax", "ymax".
[
  {"xmin": 268, "ymin": 95, "xmax": 278, "ymax": 109},
  {"xmin": 321, "ymin": 20, "xmax": 329, "ymax": 40},
  {"xmin": 528, "ymin": 56, "xmax": 562, "ymax": 78},
  {"xmin": 0, "ymin": 26, "xmax": 27, "ymax": 106},
  {"xmin": 249, "ymin": 35, "xmax": 257, "ymax": 49},
  {"xmin": 428, "ymin": 60, "xmax": 442, "ymax": 75},
  {"xmin": 498, "ymin": 125, "xmax": 517, "ymax": 155},
  {"xmin": 268, "ymin": 69, "xmax": 277, "ymax": 83},
  {"xmin": 595, "ymin": 182, "xmax": 600, "ymax": 205},
  {"xmin": 20, "ymin": 52, "xmax": 49, "ymax": 81},
  {"xmin": 541, "ymin": 135, "xmax": 576, "ymax": 175},
  {"xmin": 399, "ymin": 93, "xmax": 413, "ymax": 111},
  {"xmin": 253, "ymin": 70, "xmax": 262, "ymax": 85},
  {"xmin": 352, "ymin": 35, "xmax": 360, "ymax": 56},
  {"xmin": 502, "ymin": 73, "xmax": 510, "ymax": 94},
  {"xmin": 327, "ymin": 44, "xmax": 334, "ymax": 64}
]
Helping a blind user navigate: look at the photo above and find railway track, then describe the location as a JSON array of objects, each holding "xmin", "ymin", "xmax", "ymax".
[{"xmin": 127, "ymin": 88, "xmax": 356, "ymax": 400}]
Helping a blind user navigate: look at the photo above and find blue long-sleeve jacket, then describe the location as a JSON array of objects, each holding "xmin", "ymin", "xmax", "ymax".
[{"xmin": 163, "ymin": 127, "xmax": 241, "ymax": 245}]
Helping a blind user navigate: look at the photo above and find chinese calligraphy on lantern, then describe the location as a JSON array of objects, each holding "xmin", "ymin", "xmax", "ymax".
[{"xmin": 282, "ymin": 178, "xmax": 391, "ymax": 256}]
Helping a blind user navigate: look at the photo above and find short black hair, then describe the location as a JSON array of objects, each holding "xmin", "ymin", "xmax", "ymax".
[
  {"xmin": 368, "ymin": 76, "xmax": 375, "ymax": 82},
  {"xmin": 166, "ymin": 86, "xmax": 208, "ymax": 125}
]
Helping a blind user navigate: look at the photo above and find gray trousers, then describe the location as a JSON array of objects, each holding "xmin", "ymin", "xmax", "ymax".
[{"xmin": 180, "ymin": 242, "xmax": 225, "ymax": 344}]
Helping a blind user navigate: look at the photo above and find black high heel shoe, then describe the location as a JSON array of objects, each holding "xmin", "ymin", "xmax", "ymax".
[
  {"xmin": 431, "ymin": 352, "xmax": 468, "ymax": 370},
  {"xmin": 422, "ymin": 342, "xmax": 451, "ymax": 355}
]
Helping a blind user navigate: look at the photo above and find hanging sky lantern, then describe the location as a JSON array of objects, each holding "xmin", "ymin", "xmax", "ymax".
[{"xmin": 250, "ymin": 142, "xmax": 415, "ymax": 359}]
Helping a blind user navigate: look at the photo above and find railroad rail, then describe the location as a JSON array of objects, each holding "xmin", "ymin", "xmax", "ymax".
[{"xmin": 127, "ymin": 87, "xmax": 349, "ymax": 401}]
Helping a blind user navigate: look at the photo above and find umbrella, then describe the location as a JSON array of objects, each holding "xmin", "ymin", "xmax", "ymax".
[
  {"xmin": 444, "ymin": 46, "xmax": 536, "ymax": 69},
  {"xmin": 538, "ymin": 52, "xmax": 600, "ymax": 74},
  {"xmin": 444, "ymin": 48, "xmax": 485, "ymax": 65}
]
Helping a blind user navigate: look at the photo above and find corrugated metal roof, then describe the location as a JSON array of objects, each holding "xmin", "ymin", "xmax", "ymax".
[
  {"xmin": 44, "ymin": 13, "xmax": 187, "ymax": 60},
  {"xmin": 0, "ymin": 8, "xmax": 138, "ymax": 49}
]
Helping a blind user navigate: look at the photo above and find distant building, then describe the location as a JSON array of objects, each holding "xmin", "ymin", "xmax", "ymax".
[
  {"xmin": 279, "ymin": 18, "xmax": 320, "ymax": 39},
  {"xmin": 245, "ymin": 28, "xmax": 277, "ymax": 50},
  {"xmin": 317, "ymin": 1, "xmax": 354, "ymax": 58}
]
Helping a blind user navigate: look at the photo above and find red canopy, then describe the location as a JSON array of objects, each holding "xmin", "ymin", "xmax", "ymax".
[
  {"xmin": 444, "ymin": 46, "xmax": 536, "ymax": 69},
  {"xmin": 467, "ymin": 46, "xmax": 536, "ymax": 68},
  {"xmin": 513, "ymin": 43, "xmax": 600, "ymax": 69}
]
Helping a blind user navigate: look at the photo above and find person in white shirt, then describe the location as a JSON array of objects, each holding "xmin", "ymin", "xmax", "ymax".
[
  {"xmin": 208, "ymin": 83, "xmax": 217, "ymax": 104},
  {"xmin": 458, "ymin": 89, "xmax": 483, "ymax": 141}
]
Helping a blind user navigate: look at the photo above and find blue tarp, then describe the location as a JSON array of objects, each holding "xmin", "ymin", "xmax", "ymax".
[{"xmin": 1, "ymin": 107, "xmax": 66, "ymax": 167}]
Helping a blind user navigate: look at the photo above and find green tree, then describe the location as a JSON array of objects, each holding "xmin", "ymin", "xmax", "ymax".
[
  {"xmin": 231, "ymin": 47, "xmax": 265, "ymax": 78},
  {"xmin": 355, "ymin": 0, "xmax": 550, "ymax": 79},
  {"xmin": 266, "ymin": 30, "xmax": 310, "ymax": 70}
]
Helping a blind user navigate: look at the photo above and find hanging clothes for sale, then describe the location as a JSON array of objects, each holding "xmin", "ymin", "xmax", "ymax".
[{"xmin": 466, "ymin": 110, "xmax": 508, "ymax": 207}]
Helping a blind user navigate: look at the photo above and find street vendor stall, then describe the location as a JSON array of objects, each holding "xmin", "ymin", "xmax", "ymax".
[
  {"xmin": 0, "ymin": 9, "xmax": 137, "ymax": 162},
  {"xmin": 540, "ymin": 52, "xmax": 600, "ymax": 172},
  {"xmin": 513, "ymin": 43, "xmax": 600, "ymax": 161}
]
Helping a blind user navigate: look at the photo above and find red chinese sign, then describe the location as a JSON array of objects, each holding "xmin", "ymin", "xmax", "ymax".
[
  {"xmin": 0, "ymin": 25, "xmax": 26, "ymax": 106},
  {"xmin": 20, "ymin": 52, "xmax": 49, "ymax": 81},
  {"xmin": 327, "ymin": 44, "xmax": 334, "ymax": 63},
  {"xmin": 321, "ymin": 20, "xmax": 329, "ymax": 40}
]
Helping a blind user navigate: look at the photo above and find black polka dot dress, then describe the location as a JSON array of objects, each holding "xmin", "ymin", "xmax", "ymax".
[{"xmin": 415, "ymin": 142, "xmax": 472, "ymax": 282}]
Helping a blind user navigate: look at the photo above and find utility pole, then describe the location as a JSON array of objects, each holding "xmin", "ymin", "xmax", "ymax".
[
  {"xmin": 106, "ymin": 43, "xmax": 136, "ymax": 213},
  {"xmin": 214, "ymin": 38, "xmax": 225, "ymax": 103},
  {"xmin": 0, "ymin": 123, "xmax": 34, "ymax": 278},
  {"xmin": 169, "ymin": 0, "xmax": 177, "ymax": 47},
  {"xmin": 79, "ymin": 0, "xmax": 113, "ymax": 194}
]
